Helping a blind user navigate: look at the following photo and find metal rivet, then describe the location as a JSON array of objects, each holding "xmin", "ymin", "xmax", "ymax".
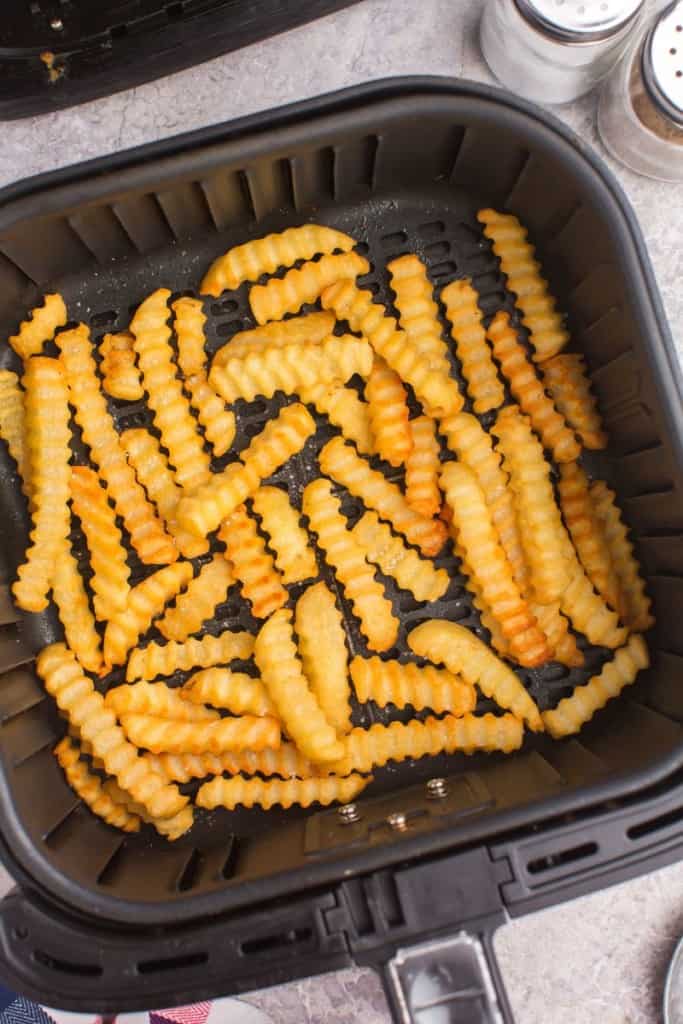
[
  {"xmin": 337, "ymin": 803, "xmax": 360, "ymax": 825},
  {"xmin": 426, "ymin": 777, "xmax": 449, "ymax": 799},
  {"xmin": 387, "ymin": 812, "xmax": 408, "ymax": 832},
  {"xmin": 50, "ymin": 17, "xmax": 64, "ymax": 30}
]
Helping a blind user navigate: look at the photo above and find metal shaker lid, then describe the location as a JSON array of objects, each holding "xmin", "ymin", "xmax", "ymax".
[
  {"xmin": 515, "ymin": 0, "xmax": 644, "ymax": 42},
  {"xmin": 642, "ymin": 1, "xmax": 683, "ymax": 127}
]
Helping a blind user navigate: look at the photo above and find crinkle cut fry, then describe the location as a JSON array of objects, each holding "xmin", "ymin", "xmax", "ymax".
[
  {"xmin": 56, "ymin": 324, "xmax": 176, "ymax": 565},
  {"xmin": 213, "ymin": 312, "xmax": 335, "ymax": 364},
  {"xmin": 297, "ymin": 380, "xmax": 374, "ymax": 455},
  {"xmin": 126, "ymin": 629, "xmax": 255, "ymax": 681},
  {"xmin": 405, "ymin": 415, "xmax": 441, "ymax": 519},
  {"xmin": 351, "ymin": 511, "xmax": 449, "ymax": 603},
  {"xmin": 12, "ymin": 357, "xmax": 71, "ymax": 613},
  {"xmin": 120, "ymin": 712, "xmax": 280, "ymax": 755},
  {"xmin": 156, "ymin": 554, "xmax": 235, "ymax": 642},
  {"xmin": 350, "ymin": 656, "xmax": 476, "ymax": 715},
  {"xmin": 53, "ymin": 544, "xmax": 103, "ymax": 674},
  {"xmin": 218, "ymin": 506, "xmax": 288, "ymax": 620},
  {"xmin": 201, "ymin": 224, "xmax": 356, "ymax": 297},
  {"xmin": 558, "ymin": 462, "xmax": 620, "ymax": 613},
  {"xmin": 182, "ymin": 667, "xmax": 276, "ymax": 717},
  {"xmin": 100, "ymin": 331, "xmax": 144, "ymax": 401},
  {"xmin": 9, "ymin": 293, "xmax": 67, "ymax": 359},
  {"xmin": 296, "ymin": 581, "xmax": 351, "ymax": 735},
  {"xmin": 543, "ymin": 634, "xmax": 649, "ymax": 738},
  {"xmin": 441, "ymin": 278, "xmax": 504, "ymax": 414},
  {"xmin": 387, "ymin": 254, "xmax": 451, "ymax": 371},
  {"xmin": 365, "ymin": 357, "xmax": 413, "ymax": 467},
  {"xmin": 145, "ymin": 743, "xmax": 316, "ymax": 783},
  {"xmin": 197, "ymin": 773, "xmax": 369, "ymax": 811},
  {"xmin": 250, "ymin": 252, "xmax": 369, "ymax": 324},
  {"xmin": 252, "ymin": 486, "xmax": 318, "ymax": 585},
  {"xmin": 542, "ymin": 353, "xmax": 607, "ymax": 450},
  {"xmin": 54, "ymin": 737, "xmax": 141, "ymax": 832},
  {"xmin": 0, "ymin": 370, "xmax": 30, "ymax": 497},
  {"xmin": 105, "ymin": 680, "xmax": 219, "ymax": 722},
  {"xmin": 70, "ymin": 466, "xmax": 130, "ymax": 621},
  {"xmin": 103, "ymin": 561, "xmax": 193, "ymax": 668},
  {"xmin": 408, "ymin": 618, "xmax": 543, "ymax": 731}
]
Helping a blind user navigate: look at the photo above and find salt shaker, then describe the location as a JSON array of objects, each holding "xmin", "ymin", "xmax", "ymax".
[
  {"xmin": 480, "ymin": 0, "xmax": 646, "ymax": 105},
  {"xmin": 598, "ymin": 1, "xmax": 683, "ymax": 181}
]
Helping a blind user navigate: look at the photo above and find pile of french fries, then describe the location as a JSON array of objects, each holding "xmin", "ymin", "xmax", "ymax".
[{"xmin": 0, "ymin": 215, "xmax": 653, "ymax": 841}]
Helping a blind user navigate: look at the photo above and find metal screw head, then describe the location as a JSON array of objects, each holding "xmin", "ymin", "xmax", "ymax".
[
  {"xmin": 50, "ymin": 17, "xmax": 64, "ymax": 31},
  {"xmin": 387, "ymin": 811, "xmax": 408, "ymax": 832},
  {"xmin": 337, "ymin": 803, "xmax": 360, "ymax": 825},
  {"xmin": 426, "ymin": 777, "xmax": 449, "ymax": 799}
]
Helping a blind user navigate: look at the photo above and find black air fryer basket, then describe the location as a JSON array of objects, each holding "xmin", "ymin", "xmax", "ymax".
[{"xmin": 0, "ymin": 78, "xmax": 681, "ymax": 1023}]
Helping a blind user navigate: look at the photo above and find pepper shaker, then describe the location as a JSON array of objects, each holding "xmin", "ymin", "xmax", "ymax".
[{"xmin": 480, "ymin": 0, "xmax": 646, "ymax": 105}]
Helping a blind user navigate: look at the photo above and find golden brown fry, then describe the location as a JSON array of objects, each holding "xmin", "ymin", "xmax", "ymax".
[
  {"xmin": 209, "ymin": 334, "xmax": 372, "ymax": 404},
  {"xmin": 478, "ymin": 209, "xmax": 569, "ymax": 363},
  {"xmin": 298, "ymin": 381, "xmax": 374, "ymax": 455},
  {"xmin": 405, "ymin": 415, "xmax": 441, "ymax": 519},
  {"xmin": 57, "ymin": 324, "xmax": 176, "ymax": 565},
  {"xmin": 542, "ymin": 353, "xmax": 607, "ymax": 450},
  {"xmin": 213, "ymin": 312, "xmax": 335, "ymax": 364},
  {"xmin": 350, "ymin": 656, "xmax": 476, "ymax": 715},
  {"xmin": 531, "ymin": 600, "xmax": 584, "ymax": 668},
  {"xmin": 129, "ymin": 289, "xmax": 211, "ymax": 492},
  {"xmin": 590, "ymin": 481, "xmax": 654, "ymax": 632},
  {"xmin": 250, "ymin": 252, "xmax": 368, "ymax": 324},
  {"xmin": 322, "ymin": 279, "xmax": 463, "ymax": 419},
  {"xmin": 558, "ymin": 462, "xmax": 620, "ymax": 612},
  {"xmin": 181, "ymin": 667, "xmax": 276, "ymax": 717},
  {"xmin": 105, "ymin": 681, "xmax": 219, "ymax": 722},
  {"xmin": 254, "ymin": 609, "xmax": 345, "ymax": 763},
  {"xmin": 441, "ymin": 462, "xmax": 551, "ymax": 667},
  {"xmin": 408, "ymin": 618, "xmax": 543, "ymax": 731},
  {"xmin": 543, "ymin": 634, "xmax": 649, "ymax": 737},
  {"xmin": 441, "ymin": 278, "xmax": 504, "ymax": 413},
  {"xmin": 456, "ymin": 538, "xmax": 511, "ymax": 658},
  {"xmin": 37, "ymin": 643, "xmax": 188, "ymax": 819},
  {"xmin": 296, "ymin": 582, "xmax": 351, "ymax": 735},
  {"xmin": 9, "ymin": 294, "xmax": 67, "ymax": 359},
  {"xmin": 12, "ymin": 358, "xmax": 71, "ymax": 613},
  {"xmin": 252, "ymin": 486, "xmax": 318, "ymax": 584},
  {"xmin": 303, "ymin": 480, "xmax": 399, "ymax": 652},
  {"xmin": 172, "ymin": 295, "xmax": 206, "ymax": 377},
  {"xmin": 120, "ymin": 712, "xmax": 280, "ymax": 755},
  {"xmin": 319, "ymin": 436, "xmax": 447, "ymax": 558},
  {"xmin": 156, "ymin": 555, "xmax": 235, "ymax": 642},
  {"xmin": 218, "ymin": 505, "xmax": 287, "ymax": 619},
  {"xmin": 103, "ymin": 562, "xmax": 193, "ymax": 668},
  {"xmin": 53, "ymin": 545, "xmax": 103, "ymax": 674},
  {"xmin": 352, "ymin": 511, "xmax": 449, "ymax": 603},
  {"xmin": 100, "ymin": 331, "xmax": 143, "ymax": 402},
  {"xmin": 145, "ymin": 743, "xmax": 315, "ymax": 782},
  {"xmin": 494, "ymin": 406, "xmax": 570, "ymax": 605},
  {"xmin": 0, "ymin": 370, "xmax": 30, "ymax": 497},
  {"xmin": 330, "ymin": 714, "xmax": 523, "ymax": 775},
  {"xmin": 55, "ymin": 738, "xmax": 141, "ymax": 832},
  {"xmin": 177, "ymin": 403, "xmax": 316, "ymax": 537},
  {"xmin": 366, "ymin": 357, "xmax": 413, "ymax": 467},
  {"xmin": 487, "ymin": 311, "xmax": 580, "ymax": 463},
  {"xmin": 197, "ymin": 773, "xmax": 369, "ymax": 811},
  {"xmin": 201, "ymin": 225, "xmax": 356, "ymax": 297},
  {"xmin": 70, "ymin": 466, "xmax": 130, "ymax": 621},
  {"xmin": 120, "ymin": 428, "xmax": 208, "ymax": 559},
  {"xmin": 126, "ymin": 629, "xmax": 254, "ymax": 681},
  {"xmin": 387, "ymin": 254, "xmax": 451, "ymax": 371}
]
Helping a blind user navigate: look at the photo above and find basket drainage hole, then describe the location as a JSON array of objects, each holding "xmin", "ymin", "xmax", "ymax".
[
  {"xmin": 138, "ymin": 952, "xmax": 208, "ymax": 975},
  {"xmin": 241, "ymin": 927, "xmax": 313, "ymax": 956},
  {"xmin": 90, "ymin": 310, "xmax": 119, "ymax": 328},
  {"xmin": 381, "ymin": 230, "xmax": 408, "ymax": 247},
  {"xmin": 419, "ymin": 220, "xmax": 445, "ymax": 238},
  {"xmin": 527, "ymin": 840, "xmax": 597, "ymax": 875}
]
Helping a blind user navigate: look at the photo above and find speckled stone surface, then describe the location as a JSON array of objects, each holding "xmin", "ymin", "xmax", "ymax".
[{"xmin": 0, "ymin": 2, "xmax": 681, "ymax": 1022}]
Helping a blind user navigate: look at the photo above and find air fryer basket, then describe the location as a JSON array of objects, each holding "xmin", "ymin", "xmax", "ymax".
[{"xmin": 0, "ymin": 77, "xmax": 681, "ymax": 1013}]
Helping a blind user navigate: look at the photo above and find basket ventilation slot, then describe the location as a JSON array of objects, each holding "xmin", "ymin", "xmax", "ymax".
[{"xmin": 527, "ymin": 841, "xmax": 598, "ymax": 875}]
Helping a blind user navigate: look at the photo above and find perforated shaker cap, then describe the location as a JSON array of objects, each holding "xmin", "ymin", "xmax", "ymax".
[
  {"xmin": 643, "ymin": 1, "xmax": 683, "ymax": 127},
  {"xmin": 515, "ymin": 0, "xmax": 644, "ymax": 42}
]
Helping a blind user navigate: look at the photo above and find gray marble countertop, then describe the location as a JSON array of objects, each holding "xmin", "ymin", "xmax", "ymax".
[{"xmin": 1, "ymin": 2, "xmax": 682, "ymax": 1022}]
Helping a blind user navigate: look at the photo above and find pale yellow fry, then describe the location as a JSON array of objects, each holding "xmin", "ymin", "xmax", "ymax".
[
  {"xmin": 543, "ymin": 634, "xmax": 649, "ymax": 738},
  {"xmin": 105, "ymin": 681, "xmax": 219, "ymax": 722},
  {"xmin": 352, "ymin": 511, "xmax": 449, "ymax": 603},
  {"xmin": 9, "ymin": 294, "xmax": 67, "ymax": 359},
  {"xmin": 103, "ymin": 775, "xmax": 194, "ymax": 840},
  {"xmin": 408, "ymin": 618, "xmax": 543, "ymax": 731},
  {"xmin": 213, "ymin": 312, "xmax": 335, "ymax": 365},
  {"xmin": 366, "ymin": 357, "xmax": 412, "ymax": 467},
  {"xmin": 197, "ymin": 773, "xmax": 369, "ymax": 811},
  {"xmin": 55, "ymin": 738, "xmax": 141, "ymax": 833},
  {"xmin": 542, "ymin": 353, "xmax": 607, "ymax": 450},
  {"xmin": 218, "ymin": 505, "xmax": 288, "ymax": 620},
  {"xmin": 56, "ymin": 324, "xmax": 176, "ymax": 565},
  {"xmin": 303, "ymin": 480, "xmax": 399, "ymax": 653},
  {"xmin": 0, "ymin": 370, "xmax": 30, "ymax": 497},
  {"xmin": 157, "ymin": 555, "xmax": 235, "ymax": 642},
  {"xmin": 182, "ymin": 667, "xmax": 275, "ymax": 717},
  {"xmin": 177, "ymin": 403, "xmax": 316, "ymax": 537},
  {"xmin": 120, "ymin": 428, "xmax": 208, "ymax": 559},
  {"xmin": 405, "ymin": 416, "xmax": 441, "ymax": 519},
  {"xmin": 296, "ymin": 581, "xmax": 351, "ymax": 735},
  {"xmin": 100, "ymin": 331, "xmax": 143, "ymax": 401},
  {"xmin": 455, "ymin": 538, "xmax": 511, "ymax": 658},
  {"xmin": 558, "ymin": 462, "xmax": 620, "ymax": 613},
  {"xmin": 126, "ymin": 630, "xmax": 254, "ymax": 682},
  {"xmin": 186, "ymin": 374, "xmax": 236, "ymax": 457},
  {"xmin": 129, "ymin": 288, "xmax": 210, "ymax": 492},
  {"xmin": 70, "ymin": 466, "xmax": 130, "ymax": 621},
  {"xmin": 37, "ymin": 643, "xmax": 188, "ymax": 819},
  {"xmin": 250, "ymin": 252, "xmax": 368, "ymax": 324},
  {"xmin": 322, "ymin": 279, "xmax": 462, "ymax": 420},
  {"xmin": 297, "ymin": 381, "xmax": 374, "ymax": 455},
  {"xmin": 254, "ymin": 609, "xmax": 345, "ymax": 763},
  {"xmin": 53, "ymin": 545, "xmax": 103, "ymax": 674},
  {"xmin": 319, "ymin": 436, "xmax": 447, "ymax": 558},
  {"xmin": 103, "ymin": 562, "xmax": 193, "ymax": 668},
  {"xmin": 252, "ymin": 485, "xmax": 317, "ymax": 584},
  {"xmin": 172, "ymin": 295, "xmax": 207, "ymax": 376},
  {"xmin": 121, "ymin": 712, "xmax": 280, "ymax": 755},
  {"xmin": 350, "ymin": 656, "xmax": 476, "ymax": 715},
  {"xmin": 441, "ymin": 278, "xmax": 504, "ymax": 413},
  {"xmin": 387, "ymin": 254, "xmax": 451, "ymax": 371},
  {"xmin": 478, "ymin": 209, "xmax": 569, "ymax": 363},
  {"xmin": 209, "ymin": 334, "xmax": 372, "ymax": 404},
  {"xmin": 12, "ymin": 358, "xmax": 71, "ymax": 613},
  {"xmin": 145, "ymin": 743, "xmax": 315, "ymax": 782},
  {"xmin": 201, "ymin": 225, "xmax": 356, "ymax": 296}
]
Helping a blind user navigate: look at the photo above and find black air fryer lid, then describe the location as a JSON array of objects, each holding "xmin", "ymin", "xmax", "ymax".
[{"xmin": 0, "ymin": 1, "xmax": 361, "ymax": 120}]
